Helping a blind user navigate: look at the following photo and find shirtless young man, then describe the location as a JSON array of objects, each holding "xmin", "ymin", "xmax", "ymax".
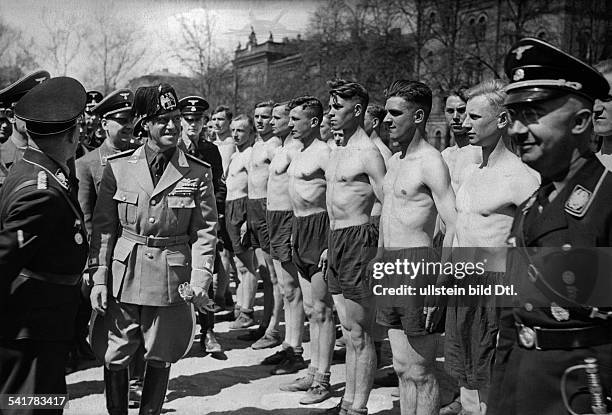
[
  {"xmin": 364, "ymin": 104, "xmax": 392, "ymax": 164},
  {"xmin": 446, "ymin": 80, "xmax": 540, "ymax": 415},
  {"xmin": 245, "ymin": 101, "xmax": 283, "ymax": 348},
  {"xmin": 225, "ymin": 115, "xmax": 259, "ymax": 330},
  {"xmin": 377, "ymin": 80, "xmax": 457, "ymax": 415},
  {"xmin": 321, "ymin": 114, "xmax": 337, "ymax": 150},
  {"xmin": 262, "ymin": 102, "xmax": 307, "ymax": 372},
  {"xmin": 212, "ymin": 105, "xmax": 236, "ymax": 174},
  {"xmin": 325, "ymin": 79, "xmax": 387, "ymax": 415},
  {"xmin": 281, "ymin": 96, "xmax": 335, "ymax": 404}
]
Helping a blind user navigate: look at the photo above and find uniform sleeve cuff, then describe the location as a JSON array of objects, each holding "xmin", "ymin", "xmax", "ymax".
[{"xmin": 90, "ymin": 266, "xmax": 108, "ymax": 285}]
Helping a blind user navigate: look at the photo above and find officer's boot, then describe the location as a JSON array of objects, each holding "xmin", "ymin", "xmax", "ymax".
[
  {"xmin": 138, "ymin": 362, "xmax": 171, "ymax": 415},
  {"xmin": 104, "ymin": 368, "xmax": 129, "ymax": 415}
]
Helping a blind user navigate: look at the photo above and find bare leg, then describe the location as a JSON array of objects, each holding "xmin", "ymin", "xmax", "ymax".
[
  {"xmin": 215, "ymin": 249, "xmax": 233, "ymax": 306},
  {"xmin": 254, "ymin": 248, "xmax": 282, "ymax": 333},
  {"xmin": 275, "ymin": 259, "xmax": 304, "ymax": 348},
  {"xmin": 333, "ymin": 294, "xmax": 376, "ymax": 410},
  {"xmin": 388, "ymin": 329, "xmax": 440, "ymax": 415},
  {"xmin": 311, "ymin": 272, "xmax": 334, "ymax": 373},
  {"xmin": 235, "ymin": 250, "xmax": 257, "ymax": 311}
]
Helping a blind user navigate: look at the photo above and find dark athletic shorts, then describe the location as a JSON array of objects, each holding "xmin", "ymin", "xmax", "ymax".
[
  {"xmin": 292, "ymin": 211, "xmax": 330, "ymax": 281},
  {"xmin": 247, "ymin": 198, "xmax": 270, "ymax": 254},
  {"xmin": 326, "ymin": 223, "xmax": 378, "ymax": 302},
  {"xmin": 266, "ymin": 210, "xmax": 294, "ymax": 262},
  {"xmin": 445, "ymin": 271, "xmax": 504, "ymax": 389},
  {"xmin": 225, "ymin": 197, "xmax": 250, "ymax": 255},
  {"xmin": 375, "ymin": 247, "xmax": 440, "ymax": 337}
]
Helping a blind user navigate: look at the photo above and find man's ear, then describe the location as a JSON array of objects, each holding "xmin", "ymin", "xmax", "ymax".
[
  {"xmin": 311, "ymin": 117, "xmax": 320, "ymax": 128},
  {"xmin": 497, "ymin": 110, "xmax": 509, "ymax": 130},
  {"xmin": 571, "ymin": 108, "xmax": 593, "ymax": 135},
  {"xmin": 414, "ymin": 108, "xmax": 425, "ymax": 124},
  {"xmin": 354, "ymin": 103, "xmax": 363, "ymax": 118},
  {"xmin": 372, "ymin": 117, "xmax": 380, "ymax": 130},
  {"xmin": 143, "ymin": 120, "xmax": 150, "ymax": 132}
]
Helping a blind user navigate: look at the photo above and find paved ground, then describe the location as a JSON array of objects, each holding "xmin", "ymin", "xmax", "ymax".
[{"xmin": 65, "ymin": 293, "xmax": 456, "ymax": 414}]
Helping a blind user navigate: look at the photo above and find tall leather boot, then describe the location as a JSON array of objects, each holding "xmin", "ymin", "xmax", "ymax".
[
  {"xmin": 104, "ymin": 368, "xmax": 129, "ymax": 415},
  {"xmin": 138, "ymin": 363, "xmax": 171, "ymax": 415}
]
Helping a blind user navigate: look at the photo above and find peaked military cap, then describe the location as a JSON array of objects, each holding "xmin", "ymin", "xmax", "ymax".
[
  {"xmin": 505, "ymin": 37, "xmax": 610, "ymax": 105},
  {"xmin": 0, "ymin": 70, "xmax": 51, "ymax": 118},
  {"xmin": 85, "ymin": 91, "xmax": 104, "ymax": 114},
  {"xmin": 132, "ymin": 83, "xmax": 179, "ymax": 120},
  {"xmin": 179, "ymin": 96, "xmax": 209, "ymax": 117},
  {"xmin": 92, "ymin": 88, "xmax": 133, "ymax": 119},
  {"xmin": 15, "ymin": 77, "xmax": 87, "ymax": 136}
]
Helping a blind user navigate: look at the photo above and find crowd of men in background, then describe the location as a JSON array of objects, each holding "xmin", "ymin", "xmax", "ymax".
[{"xmin": 1, "ymin": 36, "xmax": 612, "ymax": 415}]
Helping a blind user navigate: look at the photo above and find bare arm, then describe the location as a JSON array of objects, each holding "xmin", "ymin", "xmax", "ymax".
[
  {"xmin": 362, "ymin": 147, "xmax": 387, "ymax": 204},
  {"xmin": 423, "ymin": 154, "xmax": 456, "ymax": 255}
]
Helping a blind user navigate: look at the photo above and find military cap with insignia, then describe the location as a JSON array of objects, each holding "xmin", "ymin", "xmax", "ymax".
[
  {"xmin": 91, "ymin": 88, "xmax": 133, "ymax": 120},
  {"xmin": 132, "ymin": 83, "xmax": 179, "ymax": 120},
  {"xmin": 505, "ymin": 37, "xmax": 610, "ymax": 105},
  {"xmin": 15, "ymin": 77, "xmax": 87, "ymax": 136},
  {"xmin": 179, "ymin": 95, "xmax": 209, "ymax": 117},
  {"xmin": 0, "ymin": 70, "xmax": 51, "ymax": 119},
  {"xmin": 85, "ymin": 91, "xmax": 104, "ymax": 115}
]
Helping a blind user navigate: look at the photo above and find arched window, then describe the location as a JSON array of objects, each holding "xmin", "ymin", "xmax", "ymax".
[
  {"xmin": 434, "ymin": 130, "xmax": 443, "ymax": 150},
  {"xmin": 477, "ymin": 15, "xmax": 487, "ymax": 41}
]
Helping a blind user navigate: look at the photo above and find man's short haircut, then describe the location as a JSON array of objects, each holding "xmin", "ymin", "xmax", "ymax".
[
  {"xmin": 444, "ymin": 87, "xmax": 469, "ymax": 105},
  {"xmin": 385, "ymin": 80, "xmax": 433, "ymax": 120},
  {"xmin": 328, "ymin": 79, "xmax": 369, "ymax": 109},
  {"xmin": 231, "ymin": 114, "xmax": 256, "ymax": 134},
  {"xmin": 465, "ymin": 79, "xmax": 508, "ymax": 114},
  {"xmin": 366, "ymin": 104, "xmax": 387, "ymax": 122},
  {"xmin": 255, "ymin": 100, "xmax": 275, "ymax": 110},
  {"xmin": 213, "ymin": 105, "xmax": 232, "ymax": 120},
  {"xmin": 273, "ymin": 101, "xmax": 290, "ymax": 115},
  {"xmin": 288, "ymin": 96, "xmax": 324, "ymax": 123}
]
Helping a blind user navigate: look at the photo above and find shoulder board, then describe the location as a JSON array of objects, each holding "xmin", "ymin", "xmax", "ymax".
[
  {"xmin": 185, "ymin": 153, "xmax": 211, "ymax": 168},
  {"xmin": 106, "ymin": 149, "xmax": 136, "ymax": 161}
]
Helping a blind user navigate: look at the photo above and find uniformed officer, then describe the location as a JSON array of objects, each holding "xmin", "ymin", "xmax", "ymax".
[
  {"xmin": 178, "ymin": 95, "xmax": 227, "ymax": 354},
  {"xmin": 0, "ymin": 70, "xmax": 51, "ymax": 167},
  {"xmin": 0, "ymin": 77, "xmax": 88, "ymax": 414},
  {"xmin": 488, "ymin": 38, "xmax": 612, "ymax": 415},
  {"xmin": 84, "ymin": 90, "xmax": 104, "ymax": 149},
  {"xmin": 89, "ymin": 83, "xmax": 218, "ymax": 415}
]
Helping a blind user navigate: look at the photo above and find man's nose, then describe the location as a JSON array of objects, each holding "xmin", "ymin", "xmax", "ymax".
[{"xmin": 508, "ymin": 119, "xmax": 529, "ymax": 138}]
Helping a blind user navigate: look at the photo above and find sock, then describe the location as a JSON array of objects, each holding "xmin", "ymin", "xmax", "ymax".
[
  {"xmin": 293, "ymin": 345, "xmax": 304, "ymax": 357},
  {"xmin": 340, "ymin": 399, "xmax": 353, "ymax": 415},
  {"xmin": 347, "ymin": 408, "xmax": 367, "ymax": 415},
  {"xmin": 281, "ymin": 342, "xmax": 291, "ymax": 350},
  {"xmin": 314, "ymin": 371, "xmax": 331, "ymax": 388},
  {"xmin": 305, "ymin": 365, "xmax": 317, "ymax": 381}
]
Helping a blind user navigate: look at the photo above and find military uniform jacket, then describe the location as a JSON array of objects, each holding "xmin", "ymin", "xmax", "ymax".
[
  {"xmin": 0, "ymin": 148, "xmax": 88, "ymax": 341},
  {"xmin": 507, "ymin": 155, "xmax": 612, "ymax": 329},
  {"xmin": 75, "ymin": 140, "xmax": 122, "ymax": 236},
  {"xmin": 89, "ymin": 145, "xmax": 218, "ymax": 307},
  {"xmin": 0, "ymin": 162, "xmax": 8, "ymax": 187},
  {"xmin": 179, "ymin": 138, "xmax": 226, "ymax": 215}
]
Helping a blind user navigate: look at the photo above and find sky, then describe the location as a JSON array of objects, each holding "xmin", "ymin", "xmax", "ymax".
[{"xmin": 0, "ymin": 0, "xmax": 321, "ymax": 88}]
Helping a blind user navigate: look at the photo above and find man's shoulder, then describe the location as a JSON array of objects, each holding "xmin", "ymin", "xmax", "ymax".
[{"xmin": 107, "ymin": 148, "xmax": 136, "ymax": 163}]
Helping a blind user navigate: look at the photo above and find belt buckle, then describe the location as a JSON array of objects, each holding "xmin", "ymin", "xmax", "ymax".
[
  {"xmin": 517, "ymin": 324, "xmax": 537, "ymax": 349},
  {"xmin": 145, "ymin": 235, "xmax": 155, "ymax": 247}
]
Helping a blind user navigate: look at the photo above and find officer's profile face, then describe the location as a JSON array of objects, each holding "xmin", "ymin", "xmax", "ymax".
[
  {"xmin": 254, "ymin": 106, "xmax": 273, "ymax": 136},
  {"xmin": 328, "ymin": 95, "xmax": 360, "ymax": 132},
  {"xmin": 230, "ymin": 119, "xmax": 254, "ymax": 147},
  {"xmin": 271, "ymin": 106, "xmax": 290, "ymax": 137},
  {"xmin": 212, "ymin": 111, "xmax": 229, "ymax": 135},
  {"xmin": 445, "ymin": 95, "xmax": 468, "ymax": 135},
  {"xmin": 463, "ymin": 95, "xmax": 506, "ymax": 147},
  {"xmin": 364, "ymin": 110, "xmax": 376, "ymax": 136},
  {"xmin": 508, "ymin": 96, "xmax": 582, "ymax": 178},
  {"xmin": 0, "ymin": 117, "xmax": 13, "ymax": 143},
  {"xmin": 181, "ymin": 115, "xmax": 204, "ymax": 139},
  {"xmin": 593, "ymin": 73, "xmax": 612, "ymax": 137},
  {"xmin": 145, "ymin": 109, "xmax": 181, "ymax": 150},
  {"xmin": 103, "ymin": 116, "xmax": 133, "ymax": 147}
]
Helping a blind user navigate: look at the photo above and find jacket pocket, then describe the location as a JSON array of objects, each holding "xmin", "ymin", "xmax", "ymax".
[
  {"xmin": 113, "ymin": 189, "xmax": 139, "ymax": 224},
  {"xmin": 167, "ymin": 195, "xmax": 196, "ymax": 209},
  {"xmin": 111, "ymin": 237, "xmax": 136, "ymax": 297},
  {"xmin": 166, "ymin": 249, "xmax": 191, "ymax": 302}
]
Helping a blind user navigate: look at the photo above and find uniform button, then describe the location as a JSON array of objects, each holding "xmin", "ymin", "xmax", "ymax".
[
  {"xmin": 151, "ymin": 199, "xmax": 157, "ymax": 206},
  {"xmin": 146, "ymin": 253, "xmax": 153, "ymax": 259},
  {"xmin": 149, "ymin": 217, "xmax": 155, "ymax": 223},
  {"xmin": 562, "ymin": 243, "xmax": 572, "ymax": 251},
  {"xmin": 122, "ymin": 196, "xmax": 127, "ymax": 201},
  {"xmin": 562, "ymin": 270, "xmax": 575, "ymax": 285},
  {"xmin": 180, "ymin": 203, "xmax": 185, "ymax": 208},
  {"xmin": 524, "ymin": 302, "xmax": 533, "ymax": 311}
]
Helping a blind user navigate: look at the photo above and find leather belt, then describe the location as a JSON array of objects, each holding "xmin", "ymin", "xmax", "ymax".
[
  {"xmin": 20, "ymin": 268, "xmax": 81, "ymax": 286},
  {"xmin": 121, "ymin": 229, "xmax": 190, "ymax": 248},
  {"xmin": 516, "ymin": 323, "xmax": 612, "ymax": 350}
]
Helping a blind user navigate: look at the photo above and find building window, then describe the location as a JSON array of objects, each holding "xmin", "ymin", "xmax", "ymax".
[
  {"xmin": 477, "ymin": 15, "xmax": 487, "ymax": 41},
  {"xmin": 434, "ymin": 130, "xmax": 443, "ymax": 150}
]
